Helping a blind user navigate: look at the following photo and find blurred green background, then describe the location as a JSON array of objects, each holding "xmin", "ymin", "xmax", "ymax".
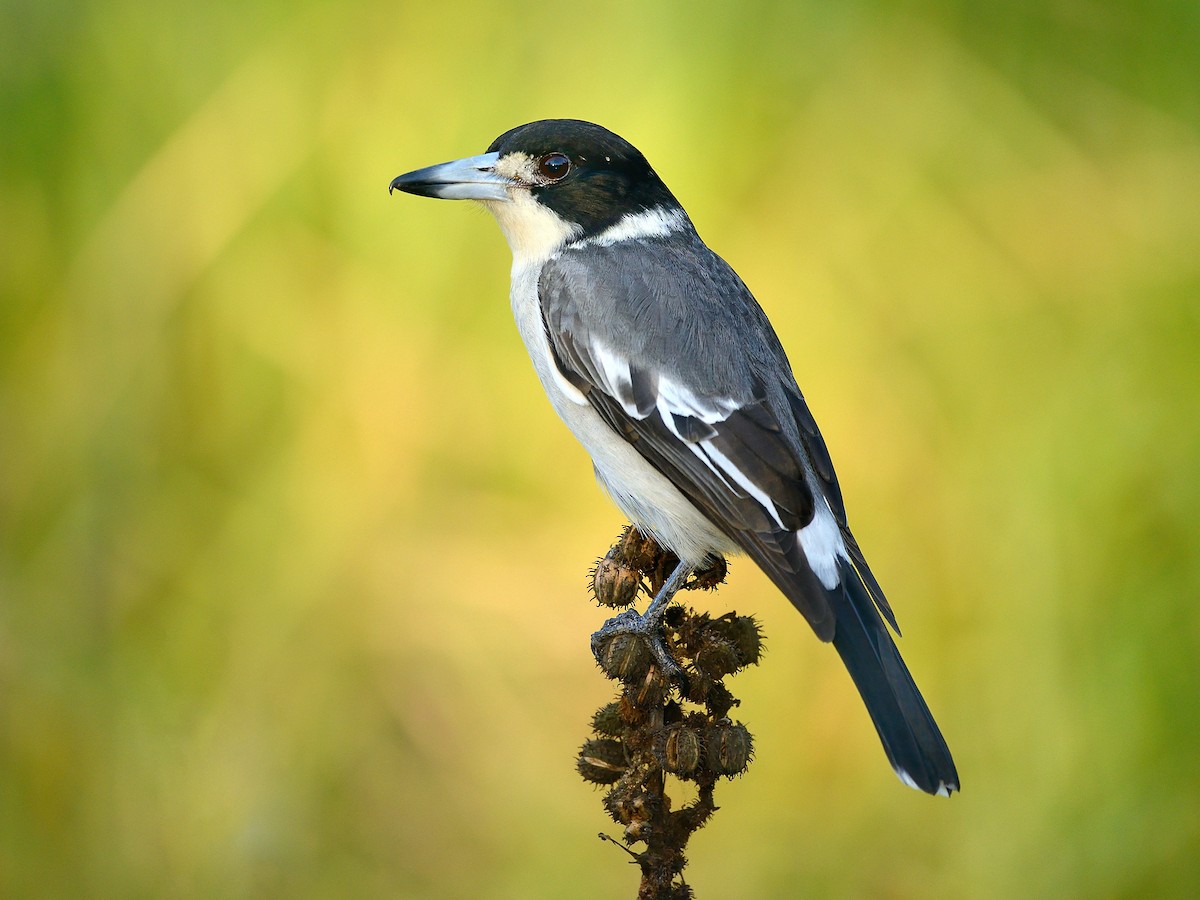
[{"xmin": 3, "ymin": 0, "xmax": 1199, "ymax": 896}]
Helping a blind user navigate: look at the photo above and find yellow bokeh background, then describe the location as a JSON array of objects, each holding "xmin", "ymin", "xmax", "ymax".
[{"xmin": 3, "ymin": 2, "xmax": 1198, "ymax": 896}]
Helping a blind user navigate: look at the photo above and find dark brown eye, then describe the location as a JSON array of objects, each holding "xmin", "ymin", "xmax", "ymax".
[{"xmin": 538, "ymin": 152, "xmax": 571, "ymax": 181}]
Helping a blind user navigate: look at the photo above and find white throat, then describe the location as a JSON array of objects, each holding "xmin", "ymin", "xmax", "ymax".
[{"xmin": 480, "ymin": 192, "xmax": 581, "ymax": 266}]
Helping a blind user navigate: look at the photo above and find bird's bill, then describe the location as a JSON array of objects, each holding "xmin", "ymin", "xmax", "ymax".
[{"xmin": 389, "ymin": 151, "xmax": 511, "ymax": 201}]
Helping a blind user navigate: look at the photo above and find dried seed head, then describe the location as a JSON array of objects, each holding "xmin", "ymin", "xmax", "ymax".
[
  {"xmin": 662, "ymin": 604, "xmax": 687, "ymax": 629},
  {"xmin": 591, "ymin": 701, "xmax": 625, "ymax": 737},
  {"xmin": 632, "ymin": 664, "xmax": 670, "ymax": 709},
  {"xmin": 687, "ymin": 554, "xmax": 728, "ymax": 590},
  {"xmin": 693, "ymin": 633, "xmax": 742, "ymax": 680},
  {"xmin": 659, "ymin": 726, "xmax": 703, "ymax": 778},
  {"xmin": 706, "ymin": 723, "xmax": 754, "ymax": 777},
  {"xmin": 713, "ymin": 614, "xmax": 764, "ymax": 667},
  {"xmin": 577, "ymin": 738, "xmax": 627, "ymax": 785},
  {"xmin": 591, "ymin": 555, "xmax": 640, "ymax": 608},
  {"xmin": 701, "ymin": 680, "xmax": 736, "ymax": 720},
  {"xmin": 616, "ymin": 526, "xmax": 666, "ymax": 574},
  {"xmin": 596, "ymin": 633, "xmax": 653, "ymax": 682},
  {"xmin": 603, "ymin": 784, "xmax": 633, "ymax": 824},
  {"xmin": 685, "ymin": 673, "xmax": 711, "ymax": 705}
]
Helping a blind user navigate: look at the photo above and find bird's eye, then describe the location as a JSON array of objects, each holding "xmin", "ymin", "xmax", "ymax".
[{"xmin": 538, "ymin": 152, "xmax": 571, "ymax": 182}]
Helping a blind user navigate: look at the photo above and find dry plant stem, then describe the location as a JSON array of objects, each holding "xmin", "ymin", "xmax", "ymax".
[{"xmin": 581, "ymin": 527, "xmax": 761, "ymax": 900}]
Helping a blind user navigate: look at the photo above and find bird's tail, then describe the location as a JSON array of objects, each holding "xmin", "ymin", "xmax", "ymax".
[{"xmin": 828, "ymin": 557, "xmax": 959, "ymax": 796}]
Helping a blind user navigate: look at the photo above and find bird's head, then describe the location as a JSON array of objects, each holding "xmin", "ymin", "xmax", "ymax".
[{"xmin": 390, "ymin": 119, "xmax": 686, "ymax": 261}]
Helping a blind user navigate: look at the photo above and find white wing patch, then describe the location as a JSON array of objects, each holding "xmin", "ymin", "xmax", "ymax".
[
  {"xmin": 592, "ymin": 342, "xmax": 639, "ymax": 416},
  {"xmin": 797, "ymin": 499, "xmax": 847, "ymax": 590},
  {"xmin": 655, "ymin": 374, "xmax": 740, "ymax": 425},
  {"xmin": 699, "ymin": 441, "xmax": 786, "ymax": 529}
]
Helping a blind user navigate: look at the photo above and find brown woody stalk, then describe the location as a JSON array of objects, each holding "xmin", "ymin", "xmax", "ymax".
[{"xmin": 578, "ymin": 527, "xmax": 763, "ymax": 899}]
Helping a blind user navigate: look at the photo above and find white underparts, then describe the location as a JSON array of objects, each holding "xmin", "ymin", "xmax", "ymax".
[{"xmin": 507, "ymin": 267, "xmax": 737, "ymax": 564}]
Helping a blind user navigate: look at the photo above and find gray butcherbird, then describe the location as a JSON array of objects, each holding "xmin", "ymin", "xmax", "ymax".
[{"xmin": 390, "ymin": 119, "xmax": 958, "ymax": 796}]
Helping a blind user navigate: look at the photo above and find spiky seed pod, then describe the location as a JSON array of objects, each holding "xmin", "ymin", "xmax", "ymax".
[
  {"xmin": 662, "ymin": 604, "xmax": 687, "ymax": 630},
  {"xmin": 711, "ymin": 614, "xmax": 764, "ymax": 666},
  {"xmin": 705, "ymin": 723, "xmax": 753, "ymax": 777},
  {"xmin": 659, "ymin": 726, "xmax": 703, "ymax": 778},
  {"xmin": 633, "ymin": 664, "xmax": 670, "ymax": 709},
  {"xmin": 687, "ymin": 554, "xmax": 728, "ymax": 590},
  {"xmin": 693, "ymin": 632, "xmax": 742, "ymax": 680},
  {"xmin": 684, "ymin": 673, "xmax": 711, "ymax": 705},
  {"xmin": 603, "ymin": 784, "xmax": 633, "ymax": 824},
  {"xmin": 597, "ymin": 632, "xmax": 653, "ymax": 682},
  {"xmin": 591, "ymin": 701, "xmax": 626, "ymax": 737},
  {"xmin": 614, "ymin": 528, "xmax": 662, "ymax": 578},
  {"xmin": 701, "ymin": 680, "xmax": 737, "ymax": 720},
  {"xmin": 591, "ymin": 554, "xmax": 641, "ymax": 608},
  {"xmin": 671, "ymin": 609, "xmax": 714, "ymax": 657},
  {"xmin": 577, "ymin": 738, "xmax": 627, "ymax": 785}
]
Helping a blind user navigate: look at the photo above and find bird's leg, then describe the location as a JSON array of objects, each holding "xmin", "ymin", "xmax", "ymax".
[
  {"xmin": 642, "ymin": 558, "xmax": 692, "ymax": 627},
  {"xmin": 592, "ymin": 559, "xmax": 693, "ymax": 677}
]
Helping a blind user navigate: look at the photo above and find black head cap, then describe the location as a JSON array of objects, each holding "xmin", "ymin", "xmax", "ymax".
[{"xmin": 487, "ymin": 119, "xmax": 683, "ymax": 236}]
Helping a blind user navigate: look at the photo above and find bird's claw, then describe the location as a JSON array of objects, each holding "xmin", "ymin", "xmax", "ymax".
[{"xmin": 591, "ymin": 609, "xmax": 683, "ymax": 679}]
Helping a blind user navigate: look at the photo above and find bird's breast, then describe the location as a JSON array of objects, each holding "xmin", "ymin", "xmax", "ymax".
[{"xmin": 507, "ymin": 260, "xmax": 737, "ymax": 564}]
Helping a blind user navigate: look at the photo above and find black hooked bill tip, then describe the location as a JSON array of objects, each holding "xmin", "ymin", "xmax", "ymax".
[
  {"xmin": 391, "ymin": 172, "xmax": 424, "ymax": 195},
  {"xmin": 388, "ymin": 170, "xmax": 435, "ymax": 197}
]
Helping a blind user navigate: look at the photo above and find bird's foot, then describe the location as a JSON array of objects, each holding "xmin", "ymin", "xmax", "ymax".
[
  {"xmin": 591, "ymin": 608, "xmax": 683, "ymax": 680},
  {"xmin": 591, "ymin": 557, "xmax": 693, "ymax": 682}
]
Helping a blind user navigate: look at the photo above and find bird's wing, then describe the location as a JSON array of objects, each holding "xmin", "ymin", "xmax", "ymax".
[
  {"xmin": 539, "ymin": 239, "xmax": 895, "ymax": 639},
  {"xmin": 538, "ymin": 240, "xmax": 960, "ymax": 795}
]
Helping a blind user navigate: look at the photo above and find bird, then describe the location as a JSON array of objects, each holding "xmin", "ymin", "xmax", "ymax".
[{"xmin": 389, "ymin": 119, "xmax": 958, "ymax": 796}]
